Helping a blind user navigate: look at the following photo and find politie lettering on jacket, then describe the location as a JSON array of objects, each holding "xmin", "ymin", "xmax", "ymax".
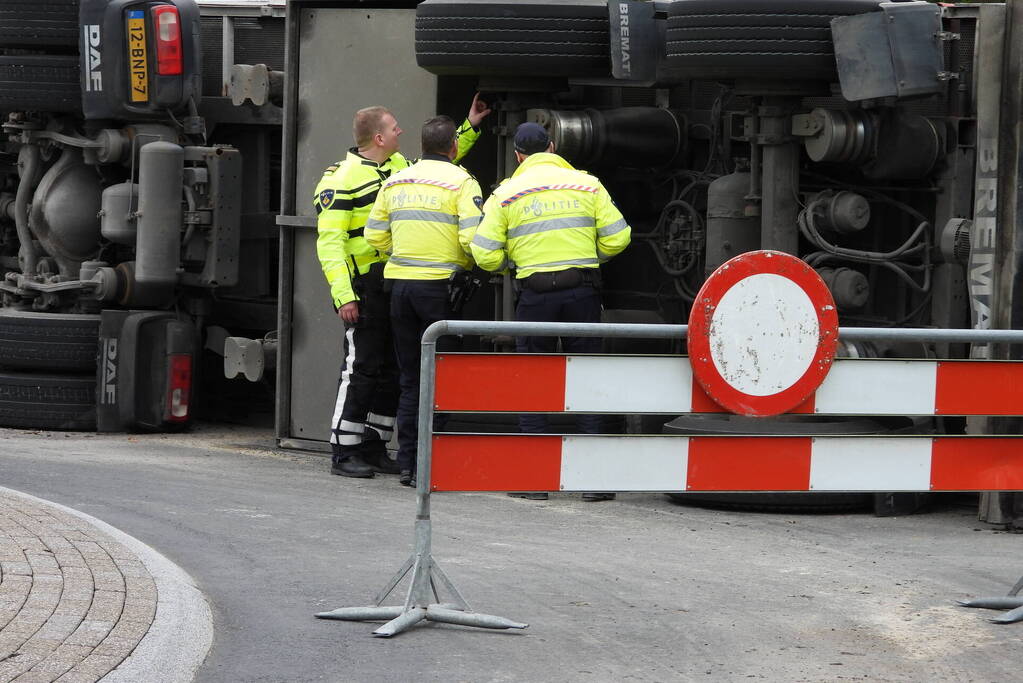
[
  {"xmin": 521, "ymin": 197, "xmax": 581, "ymax": 217},
  {"xmin": 392, "ymin": 190, "xmax": 440, "ymax": 209}
]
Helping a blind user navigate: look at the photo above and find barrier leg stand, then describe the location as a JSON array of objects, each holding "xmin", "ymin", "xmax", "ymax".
[
  {"xmin": 314, "ymin": 327, "xmax": 528, "ymax": 636},
  {"xmin": 957, "ymin": 573, "xmax": 1023, "ymax": 623}
]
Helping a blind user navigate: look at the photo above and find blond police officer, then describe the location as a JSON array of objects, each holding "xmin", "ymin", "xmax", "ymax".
[
  {"xmin": 471, "ymin": 122, "xmax": 631, "ymax": 500},
  {"xmin": 314, "ymin": 97, "xmax": 489, "ymax": 478},
  {"xmin": 365, "ymin": 115, "xmax": 485, "ymax": 486}
]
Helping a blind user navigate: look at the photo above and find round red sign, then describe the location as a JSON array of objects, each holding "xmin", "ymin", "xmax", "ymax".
[{"xmin": 687, "ymin": 250, "xmax": 839, "ymax": 417}]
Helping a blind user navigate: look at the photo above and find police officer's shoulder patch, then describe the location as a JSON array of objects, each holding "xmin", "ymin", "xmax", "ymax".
[
  {"xmin": 319, "ymin": 189, "xmax": 335, "ymax": 207},
  {"xmin": 473, "ymin": 196, "xmax": 483, "ymax": 210}
]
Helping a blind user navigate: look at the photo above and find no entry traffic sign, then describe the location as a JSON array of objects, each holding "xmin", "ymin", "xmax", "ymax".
[{"xmin": 687, "ymin": 250, "xmax": 839, "ymax": 416}]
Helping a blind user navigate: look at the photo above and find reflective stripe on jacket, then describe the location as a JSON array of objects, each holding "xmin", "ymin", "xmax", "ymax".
[
  {"xmin": 365, "ymin": 157, "xmax": 483, "ymax": 280},
  {"xmin": 313, "ymin": 120, "xmax": 481, "ymax": 306},
  {"xmin": 470, "ymin": 153, "xmax": 631, "ymax": 278}
]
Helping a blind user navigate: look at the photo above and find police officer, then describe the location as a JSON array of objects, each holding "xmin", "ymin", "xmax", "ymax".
[
  {"xmin": 314, "ymin": 97, "xmax": 490, "ymax": 478},
  {"xmin": 470, "ymin": 122, "xmax": 631, "ymax": 500},
  {"xmin": 365, "ymin": 116, "xmax": 484, "ymax": 486}
]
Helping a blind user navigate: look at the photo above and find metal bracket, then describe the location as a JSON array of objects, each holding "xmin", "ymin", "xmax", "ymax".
[
  {"xmin": 958, "ymin": 573, "xmax": 1023, "ymax": 624},
  {"xmin": 315, "ymin": 520, "xmax": 528, "ymax": 637}
]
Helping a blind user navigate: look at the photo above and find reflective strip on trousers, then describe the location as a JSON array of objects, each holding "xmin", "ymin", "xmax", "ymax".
[
  {"xmin": 367, "ymin": 412, "xmax": 396, "ymax": 428},
  {"xmin": 329, "ymin": 328, "xmax": 357, "ymax": 445},
  {"xmin": 340, "ymin": 420, "xmax": 365, "ymax": 433}
]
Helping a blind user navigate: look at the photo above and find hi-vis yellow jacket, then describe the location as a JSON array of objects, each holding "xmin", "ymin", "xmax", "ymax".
[
  {"xmin": 365, "ymin": 156, "xmax": 483, "ymax": 280},
  {"xmin": 313, "ymin": 120, "xmax": 480, "ymax": 307},
  {"xmin": 470, "ymin": 153, "xmax": 631, "ymax": 278}
]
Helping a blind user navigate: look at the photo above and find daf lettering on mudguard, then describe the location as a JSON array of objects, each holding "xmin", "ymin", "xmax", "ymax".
[
  {"xmin": 101, "ymin": 338, "xmax": 117, "ymax": 404},
  {"xmin": 84, "ymin": 25, "xmax": 103, "ymax": 92}
]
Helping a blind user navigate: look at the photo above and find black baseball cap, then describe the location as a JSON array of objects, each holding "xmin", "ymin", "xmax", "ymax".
[{"xmin": 513, "ymin": 122, "xmax": 551, "ymax": 155}]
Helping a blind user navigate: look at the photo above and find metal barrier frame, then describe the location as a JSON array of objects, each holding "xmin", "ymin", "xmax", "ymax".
[{"xmin": 315, "ymin": 321, "xmax": 1023, "ymax": 636}]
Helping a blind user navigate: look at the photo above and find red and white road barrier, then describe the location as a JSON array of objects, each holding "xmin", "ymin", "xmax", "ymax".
[
  {"xmin": 431, "ymin": 434, "xmax": 1023, "ymax": 493},
  {"xmin": 324, "ymin": 251, "xmax": 1023, "ymax": 638},
  {"xmin": 435, "ymin": 354, "xmax": 1023, "ymax": 417}
]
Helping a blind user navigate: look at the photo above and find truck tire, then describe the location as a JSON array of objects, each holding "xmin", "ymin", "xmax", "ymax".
[
  {"xmin": 665, "ymin": 0, "xmax": 883, "ymax": 81},
  {"xmin": 415, "ymin": 0, "xmax": 611, "ymax": 77},
  {"xmin": 0, "ymin": 371, "xmax": 96, "ymax": 431},
  {"xmin": 0, "ymin": 311, "xmax": 100, "ymax": 372},
  {"xmin": 0, "ymin": 54, "xmax": 81, "ymax": 113},
  {"xmin": 0, "ymin": 0, "xmax": 80, "ymax": 49}
]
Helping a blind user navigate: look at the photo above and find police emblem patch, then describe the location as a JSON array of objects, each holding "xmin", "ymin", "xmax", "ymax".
[
  {"xmin": 473, "ymin": 196, "xmax": 483, "ymax": 210},
  {"xmin": 319, "ymin": 189, "xmax": 335, "ymax": 207}
]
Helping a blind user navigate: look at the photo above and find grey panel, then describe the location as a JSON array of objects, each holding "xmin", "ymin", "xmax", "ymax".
[
  {"xmin": 286, "ymin": 7, "xmax": 438, "ymax": 442},
  {"xmin": 295, "ymin": 8, "xmax": 438, "ymax": 220},
  {"xmin": 832, "ymin": 1, "xmax": 944, "ymax": 102}
]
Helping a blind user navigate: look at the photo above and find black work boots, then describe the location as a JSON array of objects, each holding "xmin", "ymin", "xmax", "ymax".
[
  {"xmin": 331, "ymin": 453, "xmax": 374, "ymax": 478},
  {"xmin": 330, "ymin": 440, "xmax": 401, "ymax": 478}
]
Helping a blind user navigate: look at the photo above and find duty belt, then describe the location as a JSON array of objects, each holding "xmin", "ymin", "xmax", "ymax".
[{"xmin": 522, "ymin": 268, "xmax": 601, "ymax": 293}]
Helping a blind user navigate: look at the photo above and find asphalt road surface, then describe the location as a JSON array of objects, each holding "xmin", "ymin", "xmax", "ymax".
[{"xmin": 1, "ymin": 424, "xmax": 1020, "ymax": 682}]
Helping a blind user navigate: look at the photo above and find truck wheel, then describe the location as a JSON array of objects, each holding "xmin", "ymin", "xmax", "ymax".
[
  {"xmin": 415, "ymin": 0, "xmax": 611, "ymax": 77},
  {"xmin": 665, "ymin": 0, "xmax": 883, "ymax": 81},
  {"xmin": 0, "ymin": 0, "xmax": 80, "ymax": 49},
  {"xmin": 0, "ymin": 311, "xmax": 101, "ymax": 372},
  {"xmin": 0, "ymin": 54, "xmax": 81, "ymax": 113},
  {"xmin": 0, "ymin": 371, "xmax": 96, "ymax": 431}
]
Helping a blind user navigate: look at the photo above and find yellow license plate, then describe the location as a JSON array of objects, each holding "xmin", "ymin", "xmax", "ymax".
[{"xmin": 127, "ymin": 11, "xmax": 149, "ymax": 102}]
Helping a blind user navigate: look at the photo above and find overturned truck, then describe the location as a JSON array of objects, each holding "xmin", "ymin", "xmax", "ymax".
[
  {"xmin": 0, "ymin": 0, "xmax": 282, "ymax": 431},
  {"xmin": 276, "ymin": 0, "xmax": 1023, "ymax": 516},
  {"xmin": 437, "ymin": 0, "xmax": 1023, "ymax": 515}
]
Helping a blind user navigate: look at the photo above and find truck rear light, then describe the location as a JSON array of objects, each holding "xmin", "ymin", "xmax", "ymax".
[
  {"xmin": 165, "ymin": 353, "xmax": 192, "ymax": 422},
  {"xmin": 152, "ymin": 5, "xmax": 183, "ymax": 76}
]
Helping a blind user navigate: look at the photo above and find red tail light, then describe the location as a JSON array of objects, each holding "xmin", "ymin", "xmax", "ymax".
[
  {"xmin": 152, "ymin": 5, "xmax": 183, "ymax": 76},
  {"xmin": 165, "ymin": 353, "xmax": 192, "ymax": 422}
]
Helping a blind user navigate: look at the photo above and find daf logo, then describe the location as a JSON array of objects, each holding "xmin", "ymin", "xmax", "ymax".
[
  {"xmin": 101, "ymin": 338, "xmax": 117, "ymax": 404},
  {"xmin": 83, "ymin": 25, "xmax": 103, "ymax": 92}
]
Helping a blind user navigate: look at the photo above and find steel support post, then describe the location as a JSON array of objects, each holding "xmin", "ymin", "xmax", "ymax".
[{"xmin": 759, "ymin": 98, "xmax": 800, "ymax": 255}]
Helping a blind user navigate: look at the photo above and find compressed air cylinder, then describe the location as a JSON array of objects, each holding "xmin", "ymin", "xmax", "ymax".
[
  {"xmin": 705, "ymin": 172, "xmax": 759, "ymax": 276},
  {"xmin": 100, "ymin": 182, "xmax": 139, "ymax": 245},
  {"xmin": 134, "ymin": 141, "xmax": 184, "ymax": 294}
]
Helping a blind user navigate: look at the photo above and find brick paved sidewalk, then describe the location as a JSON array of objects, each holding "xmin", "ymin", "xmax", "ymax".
[{"xmin": 0, "ymin": 491, "xmax": 158, "ymax": 683}]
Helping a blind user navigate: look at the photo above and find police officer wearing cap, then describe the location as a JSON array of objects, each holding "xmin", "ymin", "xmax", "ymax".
[
  {"xmin": 313, "ymin": 97, "xmax": 490, "ymax": 478},
  {"xmin": 471, "ymin": 122, "xmax": 631, "ymax": 500},
  {"xmin": 365, "ymin": 115, "xmax": 485, "ymax": 486}
]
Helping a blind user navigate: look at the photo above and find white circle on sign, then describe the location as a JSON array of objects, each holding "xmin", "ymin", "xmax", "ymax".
[{"xmin": 708, "ymin": 273, "xmax": 820, "ymax": 397}]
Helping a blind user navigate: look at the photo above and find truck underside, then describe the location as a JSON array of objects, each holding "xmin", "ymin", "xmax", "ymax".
[{"xmin": 0, "ymin": 0, "xmax": 282, "ymax": 431}]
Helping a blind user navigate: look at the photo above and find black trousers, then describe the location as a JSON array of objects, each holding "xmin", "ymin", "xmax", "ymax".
[
  {"xmin": 329, "ymin": 264, "xmax": 399, "ymax": 459},
  {"xmin": 515, "ymin": 284, "xmax": 603, "ymax": 434},
  {"xmin": 390, "ymin": 279, "xmax": 457, "ymax": 473}
]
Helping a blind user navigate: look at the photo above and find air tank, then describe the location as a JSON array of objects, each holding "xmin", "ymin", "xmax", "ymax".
[
  {"xmin": 134, "ymin": 141, "xmax": 184, "ymax": 303},
  {"xmin": 100, "ymin": 182, "xmax": 139, "ymax": 245},
  {"xmin": 529, "ymin": 107, "xmax": 686, "ymax": 168},
  {"xmin": 704, "ymin": 172, "xmax": 760, "ymax": 276}
]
